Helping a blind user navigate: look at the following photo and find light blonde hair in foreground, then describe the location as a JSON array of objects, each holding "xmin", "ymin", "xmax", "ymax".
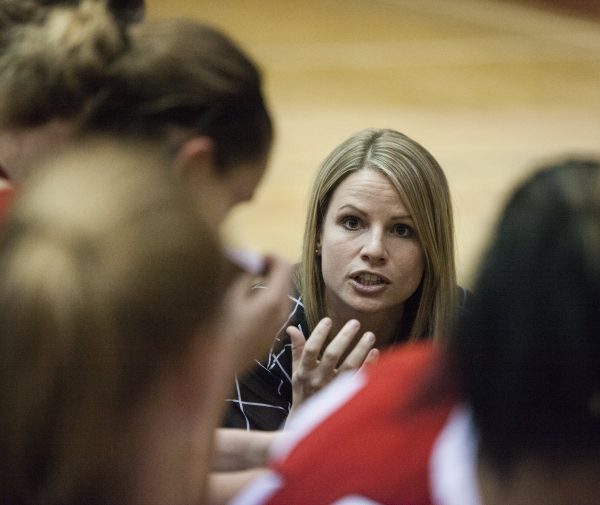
[
  {"xmin": 0, "ymin": 140, "xmax": 230, "ymax": 504},
  {"xmin": 298, "ymin": 128, "xmax": 457, "ymax": 341}
]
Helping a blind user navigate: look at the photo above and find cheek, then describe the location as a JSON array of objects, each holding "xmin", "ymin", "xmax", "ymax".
[
  {"xmin": 228, "ymin": 165, "xmax": 266, "ymax": 204},
  {"xmin": 236, "ymin": 175, "xmax": 259, "ymax": 203},
  {"xmin": 320, "ymin": 236, "xmax": 352, "ymax": 285},
  {"xmin": 395, "ymin": 243, "xmax": 425, "ymax": 283},
  {"xmin": 412, "ymin": 245, "xmax": 426, "ymax": 277},
  {"xmin": 321, "ymin": 232, "xmax": 355, "ymax": 262}
]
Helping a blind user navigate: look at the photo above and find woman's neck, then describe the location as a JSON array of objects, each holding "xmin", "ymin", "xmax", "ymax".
[{"xmin": 325, "ymin": 301, "xmax": 404, "ymax": 349}]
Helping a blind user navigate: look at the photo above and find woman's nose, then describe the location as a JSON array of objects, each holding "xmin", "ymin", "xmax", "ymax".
[{"xmin": 360, "ymin": 230, "xmax": 387, "ymax": 264}]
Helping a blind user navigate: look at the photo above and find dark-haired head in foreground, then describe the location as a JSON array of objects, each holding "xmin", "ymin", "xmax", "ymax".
[
  {"xmin": 0, "ymin": 10, "xmax": 271, "ymax": 226},
  {"xmin": 453, "ymin": 158, "xmax": 600, "ymax": 502}
]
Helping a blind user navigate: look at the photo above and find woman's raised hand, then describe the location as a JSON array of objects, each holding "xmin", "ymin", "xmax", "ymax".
[{"xmin": 286, "ymin": 317, "xmax": 379, "ymax": 419}]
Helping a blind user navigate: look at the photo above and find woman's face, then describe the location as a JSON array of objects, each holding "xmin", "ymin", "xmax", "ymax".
[
  {"xmin": 224, "ymin": 156, "xmax": 269, "ymax": 208},
  {"xmin": 319, "ymin": 168, "xmax": 425, "ymax": 321}
]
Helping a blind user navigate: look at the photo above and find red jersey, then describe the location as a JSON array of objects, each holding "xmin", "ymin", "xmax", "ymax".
[{"xmin": 232, "ymin": 343, "xmax": 482, "ymax": 505}]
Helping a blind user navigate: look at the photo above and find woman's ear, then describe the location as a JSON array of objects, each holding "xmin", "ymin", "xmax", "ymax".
[
  {"xmin": 316, "ymin": 230, "xmax": 323, "ymax": 255},
  {"xmin": 171, "ymin": 136, "xmax": 232, "ymax": 226},
  {"xmin": 172, "ymin": 136, "xmax": 215, "ymax": 178}
]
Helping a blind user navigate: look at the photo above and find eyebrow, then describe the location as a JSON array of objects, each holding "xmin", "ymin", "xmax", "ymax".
[{"xmin": 337, "ymin": 203, "xmax": 413, "ymax": 221}]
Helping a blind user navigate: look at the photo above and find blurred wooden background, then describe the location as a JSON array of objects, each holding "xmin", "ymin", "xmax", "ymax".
[{"xmin": 146, "ymin": 0, "xmax": 600, "ymax": 287}]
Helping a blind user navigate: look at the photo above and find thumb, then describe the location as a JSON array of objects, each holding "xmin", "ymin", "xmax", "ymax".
[{"xmin": 357, "ymin": 348, "xmax": 380, "ymax": 374}]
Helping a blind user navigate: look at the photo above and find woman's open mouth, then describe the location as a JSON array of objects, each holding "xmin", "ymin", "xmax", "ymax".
[
  {"xmin": 353, "ymin": 272, "xmax": 386, "ymax": 286},
  {"xmin": 349, "ymin": 271, "xmax": 389, "ymax": 293}
]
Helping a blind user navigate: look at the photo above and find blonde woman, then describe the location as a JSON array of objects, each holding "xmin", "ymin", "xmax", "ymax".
[
  {"xmin": 224, "ymin": 128, "xmax": 467, "ymax": 431},
  {"xmin": 232, "ymin": 158, "xmax": 600, "ymax": 505}
]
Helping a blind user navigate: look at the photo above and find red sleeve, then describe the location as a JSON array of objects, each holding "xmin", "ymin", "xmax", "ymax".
[
  {"xmin": 263, "ymin": 343, "xmax": 456, "ymax": 505},
  {"xmin": 0, "ymin": 185, "xmax": 15, "ymax": 227}
]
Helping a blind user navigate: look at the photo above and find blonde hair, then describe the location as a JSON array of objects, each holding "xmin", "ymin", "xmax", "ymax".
[
  {"xmin": 0, "ymin": 140, "xmax": 229, "ymax": 504},
  {"xmin": 0, "ymin": 0, "xmax": 126, "ymax": 127},
  {"xmin": 298, "ymin": 128, "xmax": 457, "ymax": 341}
]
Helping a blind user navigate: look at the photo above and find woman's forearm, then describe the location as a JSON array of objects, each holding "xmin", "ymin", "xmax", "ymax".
[{"xmin": 213, "ymin": 428, "xmax": 278, "ymax": 471}]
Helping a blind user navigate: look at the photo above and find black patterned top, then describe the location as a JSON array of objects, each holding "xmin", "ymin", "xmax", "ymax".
[
  {"xmin": 222, "ymin": 287, "xmax": 472, "ymax": 431},
  {"xmin": 222, "ymin": 291, "xmax": 306, "ymax": 430}
]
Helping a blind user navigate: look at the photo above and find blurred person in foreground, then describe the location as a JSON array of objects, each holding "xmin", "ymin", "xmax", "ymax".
[
  {"xmin": 0, "ymin": 141, "xmax": 289, "ymax": 505},
  {"xmin": 0, "ymin": 0, "xmax": 144, "ymax": 184},
  {"xmin": 0, "ymin": 7, "xmax": 292, "ymax": 369},
  {"xmin": 0, "ymin": 3, "xmax": 296, "ymax": 496}
]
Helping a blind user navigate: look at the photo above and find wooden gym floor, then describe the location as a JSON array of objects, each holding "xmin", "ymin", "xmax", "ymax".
[{"xmin": 146, "ymin": 0, "xmax": 600, "ymax": 287}]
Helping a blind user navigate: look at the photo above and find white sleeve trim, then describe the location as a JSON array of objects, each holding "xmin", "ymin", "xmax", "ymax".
[
  {"xmin": 228, "ymin": 471, "xmax": 283, "ymax": 505},
  {"xmin": 270, "ymin": 369, "xmax": 367, "ymax": 462},
  {"xmin": 429, "ymin": 406, "xmax": 482, "ymax": 505},
  {"xmin": 229, "ymin": 371, "xmax": 367, "ymax": 505}
]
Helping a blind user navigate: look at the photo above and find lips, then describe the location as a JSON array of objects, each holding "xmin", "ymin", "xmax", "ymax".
[{"xmin": 350, "ymin": 271, "xmax": 390, "ymax": 286}]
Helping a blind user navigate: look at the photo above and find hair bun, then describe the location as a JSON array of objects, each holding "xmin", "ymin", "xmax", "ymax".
[{"xmin": 0, "ymin": 0, "xmax": 127, "ymax": 127}]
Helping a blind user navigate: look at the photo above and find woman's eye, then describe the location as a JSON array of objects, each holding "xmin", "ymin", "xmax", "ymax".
[
  {"xmin": 392, "ymin": 223, "xmax": 414, "ymax": 237},
  {"xmin": 341, "ymin": 216, "xmax": 361, "ymax": 230}
]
